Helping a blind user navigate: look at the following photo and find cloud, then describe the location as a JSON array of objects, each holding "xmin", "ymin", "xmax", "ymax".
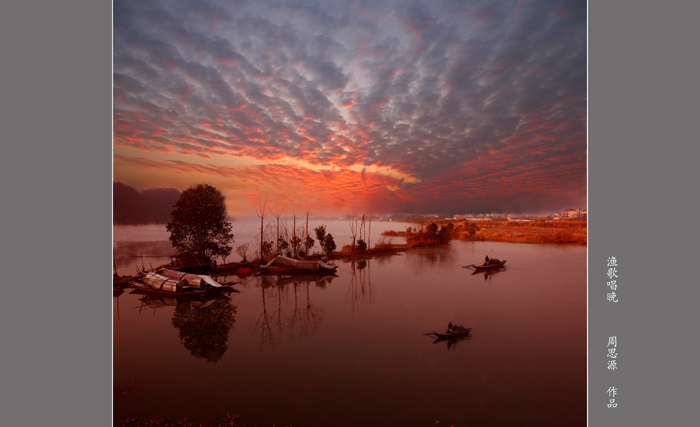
[{"xmin": 114, "ymin": 0, "xmax": 587, "ymax": 215}]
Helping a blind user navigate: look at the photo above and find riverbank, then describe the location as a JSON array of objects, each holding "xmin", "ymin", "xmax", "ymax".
[
  {"xmin": 383, "ymin": 219, "xmax": 587, "ymax": 245},
  {"xmin": 113, "ymin": 219, "xmax": 584, "ymax": 285}
]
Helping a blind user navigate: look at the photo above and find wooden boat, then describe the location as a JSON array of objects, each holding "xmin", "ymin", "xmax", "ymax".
[
  {"xmin": 129, "ymin": 282, "xmax": 209, "ymax": 297},
  {"xmin": 469, "ymin": 259, "xmax": 507, "ymax": 270},
  {"xmin": 157, "ymin": 268, "xmax": 225, "ymax": 289},
  {"xmin": 426, "ymin": 325, "xmax": 472, "ymax": 339}
]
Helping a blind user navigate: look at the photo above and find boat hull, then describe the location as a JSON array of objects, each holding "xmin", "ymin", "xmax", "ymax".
[
  {"xmin": 430, "ymin": 327, "xmax": 472, "ymax": 339},
  {"xmin": 434, "ymin": 328, "xmax": 472, "ymax": 338},
  {"xmin": 130, "ymin": 282, "xmax": 208, "ymax": 297},
  {"xmin": 472, "ymin": 260, "xmax": 507, "ymax": 270}
]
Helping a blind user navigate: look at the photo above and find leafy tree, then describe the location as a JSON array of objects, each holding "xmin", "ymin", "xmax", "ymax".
[
  {"xmin": 276, "ymin": 237, "xmax": 289, "ymax": 255},
  {"xmin": 305, "ymin": 236, "xmax": 315, "ymax": 252},
  {"xmin": 166, "ymin": 184, "xmax": 234, "ymax": 260},
  {"xmin": 322, "ymin": 234, "xmax": 337, "ymax": 254},
  {"xmin": 314, "ymin": 225, "xmax": 327, "ymax": 245},
  {"xmin": 356, "ymin": 239, "xmax": 367, "ymax": 251},
  {"xmin": 426, "ymin": 222, "xmax": 439, "ymax": 236},
  {"xmin": 437, "ymin": 225, "xmax": 452, "ymax": 244},
  {"xmin": 290, "ymin": 235, "xmax": 302, "ymax": 256}
]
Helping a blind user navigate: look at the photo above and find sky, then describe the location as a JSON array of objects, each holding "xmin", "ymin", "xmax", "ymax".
[{"xmin": 113, "ymin": 0, "xmax": 587, "ymax": 218}]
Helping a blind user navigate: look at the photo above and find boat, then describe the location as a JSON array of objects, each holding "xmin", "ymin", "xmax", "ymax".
[
  {"xmin": 260, "ymin": 255, "xmax": 338, "ymax": 274},
  {"xmin": 130, "ymin": 282, "xmax": 208, "ymax": 297},
  {"xmin": 426, "ymin": 325, "xmax": 472, "ymax": 339},
  {"xmin": 465, "ymin": 259, "xmax": 507, "ymax": 270},
  {"xmin": 156, "ymin": 268, "xmax": 225, "ymax": 289}
]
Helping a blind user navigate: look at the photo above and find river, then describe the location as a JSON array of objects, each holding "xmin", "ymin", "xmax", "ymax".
[{"xmin": 113, "ymin": 222, "xmax": 586, "ymax": 426}]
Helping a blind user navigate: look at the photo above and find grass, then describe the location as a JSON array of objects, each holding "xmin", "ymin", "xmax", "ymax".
[{"xmin": 383, "ymin": 219, "xmax": 587, "ymax": 245}]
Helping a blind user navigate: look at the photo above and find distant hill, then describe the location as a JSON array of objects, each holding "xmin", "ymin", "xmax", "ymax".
[{"xmin": 113, "ymin": 181, "xmax": 180, "ymax": 225}]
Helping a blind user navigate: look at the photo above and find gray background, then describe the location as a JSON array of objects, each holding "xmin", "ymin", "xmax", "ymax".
[
  {"xmin": 1, "ymin": 1, "xmax": 112, "ymax": 426},
  {"xmin": 589, "ymin": 1, "xmax": 699, "ymax": 425},
  {"xmin": 2, "ymin": 1, "xmax": 698, "ymax": 426}
]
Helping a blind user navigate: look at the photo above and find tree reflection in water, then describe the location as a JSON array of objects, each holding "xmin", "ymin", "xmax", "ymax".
[
  {"xmin": 346, "ymin": 259, "xmax": 373, "ymax": 312},
  {"xmin": 406, "ymin": 246, "xmax": 455, "ymax": 274},
  {"xmin": 170, "ymin": 297, "xmax": 237, "ymax": 364},
  {"xmin": 251, "ymin": 274, "xmax": 328, "ymax": 350}
]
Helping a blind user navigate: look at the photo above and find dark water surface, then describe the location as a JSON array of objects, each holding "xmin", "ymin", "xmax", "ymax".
[{"xmin": 113, "ymin": 240, "xmax": 586, "ymax": 427}]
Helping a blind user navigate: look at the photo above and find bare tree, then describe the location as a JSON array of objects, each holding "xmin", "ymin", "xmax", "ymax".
[
  {"xmin": 305, "ymin": 210, "xmax": 311, "ymax": 255},
  {"xmin": 235, "ymin": 243, "xmax": 249, "ymax": 263},
  {"xmin": 347, "ymin": 211, "xmax": 358, "ymax": 251},
  {"xmin": 254, "ymin": 196, "xmax": 270, "ymax": 262},
  {"xmin": 272, "ymin": 208, "xmax": 282, "ymax": 255},
  {"xmin": 360, "ymin": 214, "xmax": 366, "ymax": 244},
  {"xmin": 368, "ymin": 213, "xmax": 373, "ymax": 250},
  {"xmin": 292, "ymin": 211, "xmax": 298, "ymax": 257}
]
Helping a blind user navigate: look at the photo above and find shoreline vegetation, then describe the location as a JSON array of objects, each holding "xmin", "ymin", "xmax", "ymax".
[
  {"xmin": 113, "ymin": 218, "xmax": 586, "ymax": 284},
  {"xmin": 382, "ymin": 218, "xmax": 587, "ymax": 246}
]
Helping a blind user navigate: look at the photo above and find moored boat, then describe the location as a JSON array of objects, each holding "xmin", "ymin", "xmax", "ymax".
[
  {"xmin": 130, "ymin": 282, "xmax": 208, "ymax": 297},
  {"xmin": 156, "ymin": 268, "xmax": 225, "ymax": 289}
]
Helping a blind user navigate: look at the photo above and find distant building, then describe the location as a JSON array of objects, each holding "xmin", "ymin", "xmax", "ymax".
[{"xmin": 561, "ymin": 208, "xmax": 587, "ymax": 219}]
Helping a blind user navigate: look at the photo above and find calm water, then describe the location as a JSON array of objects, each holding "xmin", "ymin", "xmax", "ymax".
[{"xmin": 113, "ymin": 225, "xmax": 586, "ymax": 427}]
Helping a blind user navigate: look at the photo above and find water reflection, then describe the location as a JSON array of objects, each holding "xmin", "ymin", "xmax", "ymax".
[
  {"xmin": 251, "ymin": 274, "xmax": 329, "ymax": 350},
  {"xmin": 432, "ymin": 333, "xmax": 472, "ymax": 351},
  {"xmin": 130, "ymin": 293, "xmax": 237, "ymax": 364},
  {"xmin": 113, "ymin": 287, "xmax": 125, "ymax": 321},
  {"xmin": 470, "ymin": 267, "xmax": 506, "ymax": 282},
  {"xmin": 345, "ymin": 259, "xmax": 374, "ymax": 311},
  {"xmin": 171, "ymin": 297, "xmax": 237, "ymax": 363},
  {"xmin": 406, "ymin": 247, "xmax": 456, "ymax": 274}
]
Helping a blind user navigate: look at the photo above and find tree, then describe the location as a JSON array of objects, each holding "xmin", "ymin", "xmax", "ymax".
[
  {"xmin": 356, "ymin": 239, "xmax": 367, "ymax": 251},
  {"xmin": 254, "ymin": 196, "xmax": 270, "ymax": 262},
  {"xmin": 166, "ymin": 184, "xmax": 234, "ymax": 260},
  {"xmin": 322, "ymin": 234, "xmax": 337, "ymax": 254},
  {"xmin": 426, "ymin": 222, "xmax": 439, "ymax": 236},
  {"xmin": 347, "ymin": 212, "xmax": 358, "ymax": 251},
  {"xmin": 304, "ymin": 236, "xmax": 315, "ymax": 255},
  {"xmin": 235, "ymin": 243, "xmax": 249, "ymax": 263},
  {"xmin": 314, "ymin": 225, "xmax": 327, "ymax": 246}
]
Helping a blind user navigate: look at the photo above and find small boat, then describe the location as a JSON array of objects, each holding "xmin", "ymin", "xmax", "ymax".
[
  {"xmin": 465, "ymin": 259, "xmax": 507, "ymax": 270},
  {"xmin": 426, "ymin": 325, "xmax": 472, "ymax": 339},
  {"xmin": 260, "ymin": 255, "xmax": 338, "ymax": 274}
]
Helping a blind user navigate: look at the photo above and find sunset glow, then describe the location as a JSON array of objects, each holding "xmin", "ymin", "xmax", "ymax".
[{"xmin": 113, "ymin": 0, "xmax": 586, "ymax": 217}]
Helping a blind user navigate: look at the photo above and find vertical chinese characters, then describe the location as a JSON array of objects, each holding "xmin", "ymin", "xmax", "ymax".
[
  {"xmin": 607, "ymin": 256, "xmax": 618, "ymax": 302},
  {"xmin": 607, "ymin": 336, "xmax": 618, "ymax": 371},
  {"xmin": 607, "ymin": 386, "xmax": 618, "ymax": 408}
]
